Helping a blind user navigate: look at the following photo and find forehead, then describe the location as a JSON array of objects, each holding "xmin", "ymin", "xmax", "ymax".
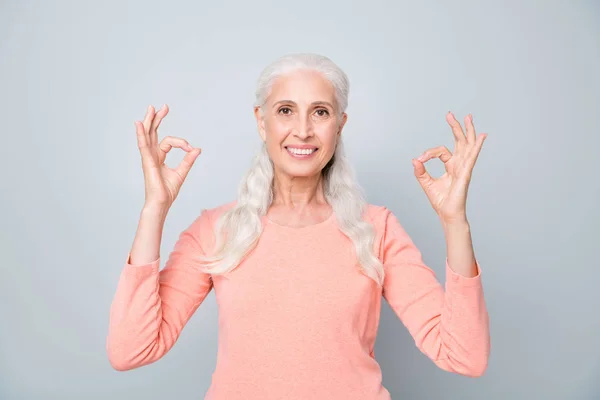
[{"xmin": 268, "ymin": 69, "xmax": 336, "ymax": 104}]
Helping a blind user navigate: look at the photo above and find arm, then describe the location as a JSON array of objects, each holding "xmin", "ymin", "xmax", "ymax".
[
  {"xmin": 106, "ymin": 208, "xmax": 215, "ymax": 371},
  {"xmin": 381, "ymin": 209, "xmax": 490, "ymax": 377}
]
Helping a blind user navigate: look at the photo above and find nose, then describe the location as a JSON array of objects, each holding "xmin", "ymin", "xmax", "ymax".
[{"xmin": 292, "ymin": 114, "xmax": 314, "ymax": 139}]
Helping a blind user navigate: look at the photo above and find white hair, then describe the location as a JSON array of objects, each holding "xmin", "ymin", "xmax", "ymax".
[{"xmin": 198, "ymin": 53, "xmax": 385, "ymax": 287}]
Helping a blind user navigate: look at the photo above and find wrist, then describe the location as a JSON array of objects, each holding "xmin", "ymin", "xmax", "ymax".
[
  {"xmin": 142, "ymin": 203, "xmax": 170, "ymax": 219},
  {"xmin": 441, "ymin": 217, "xmax": 470, "ymax": 231}
]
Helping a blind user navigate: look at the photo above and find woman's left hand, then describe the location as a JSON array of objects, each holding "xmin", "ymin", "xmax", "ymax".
[{"xmin": 412, "ymin": 112, "xmax": 487, "ymax": 223}]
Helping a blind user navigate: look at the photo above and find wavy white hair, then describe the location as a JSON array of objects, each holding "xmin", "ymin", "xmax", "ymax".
[{"xmin": 199, "ymin": 53, "xmax": 385, "ymax": 287}]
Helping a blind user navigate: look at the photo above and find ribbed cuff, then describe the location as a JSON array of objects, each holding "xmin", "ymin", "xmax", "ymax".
[
  {"xmin": 122, "ymin": 252, "xmax": 160, "ymax": 275},
  {"xmin": 445, "ymin": 258, "xmax": 483, "ymax": 288}
]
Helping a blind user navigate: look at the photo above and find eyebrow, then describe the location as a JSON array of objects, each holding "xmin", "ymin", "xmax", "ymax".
[{"xmin": 272, "ymin": 100, "xmax": 335, "ymax": 109}]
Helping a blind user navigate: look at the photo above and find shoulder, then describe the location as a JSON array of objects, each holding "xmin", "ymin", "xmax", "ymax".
[
  {"xmin": 363, "ymin": 203, "xmax": 414, "ymax": 259},
  {"xmin": 363, "ymin": 203, "xmax": 394, "ymax": 228},
  {"xmin": 180, "ymin": 200, "xmax": 237, "ymax": 251},
  {"xmin": 187, "ymin": 200, "xmax": 237, "ymax": 235},
  {"xmin": 202, "ymin": 200, "xmax": 238, "ymax": 220},
  {"xmin": 363, "ymin": 203, "xmax": 409, "ymax": 240},
  {"xmin": 362, "ymin": 203, "xmax": 398, "ymax": 260}
]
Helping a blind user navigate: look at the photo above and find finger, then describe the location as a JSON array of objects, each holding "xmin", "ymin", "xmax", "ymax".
[
  {"xmin": 466, "ymin": 133, "xmax": 487, "ymax": 169},
  {"xmin": 149, "ymin": 104, "xmax": 169, "ymax": 146},
  {"xmin": 464, "ymin": 113, "xmax": 476, "ymax": 144},
  {"xmin": 446, "ymin": 111, "xmax": 467, "ymax": 154},
  {"xmin": 417, "ymin": 145, "xmax": 453, "ymax": 164},
  {"xmin": 174, "ymin": 147, "xmax": 202, "ymax": 181},
  {"xmin": 135, "ymin": 120, "xmax": 156, "ymax": 170},
  {"xmin": 157, "ymin": 136, "xmax": 194, "ymax": 164},
  {"xmin": 142, "ymin": 105, "xmax": 155, "ymax": 140},
  {"xmin": 412, "ymin": 158, "xmax": 434, "ymax": 185}
]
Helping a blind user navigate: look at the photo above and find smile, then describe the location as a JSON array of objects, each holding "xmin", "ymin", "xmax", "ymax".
[{"xmin": 285, "ymin": 146, "xmax": 318, "ymax": 159}]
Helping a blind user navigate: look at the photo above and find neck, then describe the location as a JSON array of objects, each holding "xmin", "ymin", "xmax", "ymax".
[{"xmin": 271, "ymin": 171, "xmax": 327, "ymax": 208}]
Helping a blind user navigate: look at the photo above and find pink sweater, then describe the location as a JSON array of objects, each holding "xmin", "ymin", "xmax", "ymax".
[{"xmin": 107, "ymin": 201, "xmax": 490, "ymax": 399}]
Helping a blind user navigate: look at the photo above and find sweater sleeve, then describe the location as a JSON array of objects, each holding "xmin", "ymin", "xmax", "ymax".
[
  {"xmin": 380, "ymin": 208, "xmax": 490, "ymax": 377},
  {"xmin": 106, "ymin": 209, "xmax": 216, "ymax": 371}
]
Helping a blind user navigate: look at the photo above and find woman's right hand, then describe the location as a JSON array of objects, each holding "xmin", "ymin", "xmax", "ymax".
[{"xmin": 134, "ymin": 104, "xmax": 202, "ymax": 210}]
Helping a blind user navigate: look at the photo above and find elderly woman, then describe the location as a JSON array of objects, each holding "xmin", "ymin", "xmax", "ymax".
[{"xmin": 107, "ymin": 53, "xmax": 490, "ymax": 399}]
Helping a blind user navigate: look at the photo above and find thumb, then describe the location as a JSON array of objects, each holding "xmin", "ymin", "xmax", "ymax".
[{"xmin": 175, "ymin": 147, "xmax": 202, "ymax": 181}]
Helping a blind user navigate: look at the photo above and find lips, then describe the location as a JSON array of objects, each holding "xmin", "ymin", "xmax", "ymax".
[
  {"xmin": 285, "ymin": 146, "xmax": 319, "ymax": 158},
  {"xmin": 284, "ymin": 145, "xmax": 318, "ymax": 150}
]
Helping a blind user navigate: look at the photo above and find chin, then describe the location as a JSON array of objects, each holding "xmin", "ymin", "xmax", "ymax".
[{"xmin": 279, "ymin": 163, "xmax": 323, "ymax": 178}]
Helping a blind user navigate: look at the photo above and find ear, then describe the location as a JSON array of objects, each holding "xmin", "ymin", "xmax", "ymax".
[
  {"xmin": 254, "ymin": 106, "xmax": 266, "ymax": 142},
  {"xmin": 338, "ymin": 112, "xmax": 348, "ymax": 136}
]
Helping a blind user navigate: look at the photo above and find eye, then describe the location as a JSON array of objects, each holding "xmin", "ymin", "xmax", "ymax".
[
  {"xmin": 278, "ymin": 107, "xmax": 292, "ymax": 115},
  {"xmin": 315, "ymin": 108, "xmax": 330, "ymax": 117}
]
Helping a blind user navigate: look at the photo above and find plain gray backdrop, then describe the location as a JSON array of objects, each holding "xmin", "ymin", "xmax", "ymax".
[{"xmin": 1, "ymin": 1, "xmax": 598, "ymax": 399}]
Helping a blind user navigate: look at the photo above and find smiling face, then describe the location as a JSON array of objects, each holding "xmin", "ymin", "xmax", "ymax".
[{"xmin": 254, "ymin": 69, "xmax": 347, "ymax": 179}]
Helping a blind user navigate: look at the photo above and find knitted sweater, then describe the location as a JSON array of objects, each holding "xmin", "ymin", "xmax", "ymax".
[{"xmin": 107, "ymin": 201, "xmax": 490, "ymax": 399}]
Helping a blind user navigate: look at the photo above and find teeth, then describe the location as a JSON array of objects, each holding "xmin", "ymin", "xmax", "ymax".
[{"xmin": 287, "ymin": 147, "xmax": 316, "ymax": 155}]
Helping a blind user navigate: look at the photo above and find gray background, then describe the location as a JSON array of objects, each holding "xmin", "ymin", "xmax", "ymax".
[{"xmin": 1, "ymin": 0, "xmax": 598, "ymax": 399}]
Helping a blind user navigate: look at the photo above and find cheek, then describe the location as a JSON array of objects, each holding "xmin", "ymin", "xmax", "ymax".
[
  {"xmin": 317, "ymin": 124, "xmax": 339, "ymax": 146},
  {"xmin": 265, "ymin": 120, "xmax": 290, "ymax": 143}
]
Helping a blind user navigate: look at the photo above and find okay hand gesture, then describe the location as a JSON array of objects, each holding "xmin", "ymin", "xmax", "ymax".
[
  {"xmin": 134, "ymin": 105, "xmax": 202, "ymax": 209},
  {"xmin": 412, "ymin": 112, "xmax": 487, "ymax": 223}
]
